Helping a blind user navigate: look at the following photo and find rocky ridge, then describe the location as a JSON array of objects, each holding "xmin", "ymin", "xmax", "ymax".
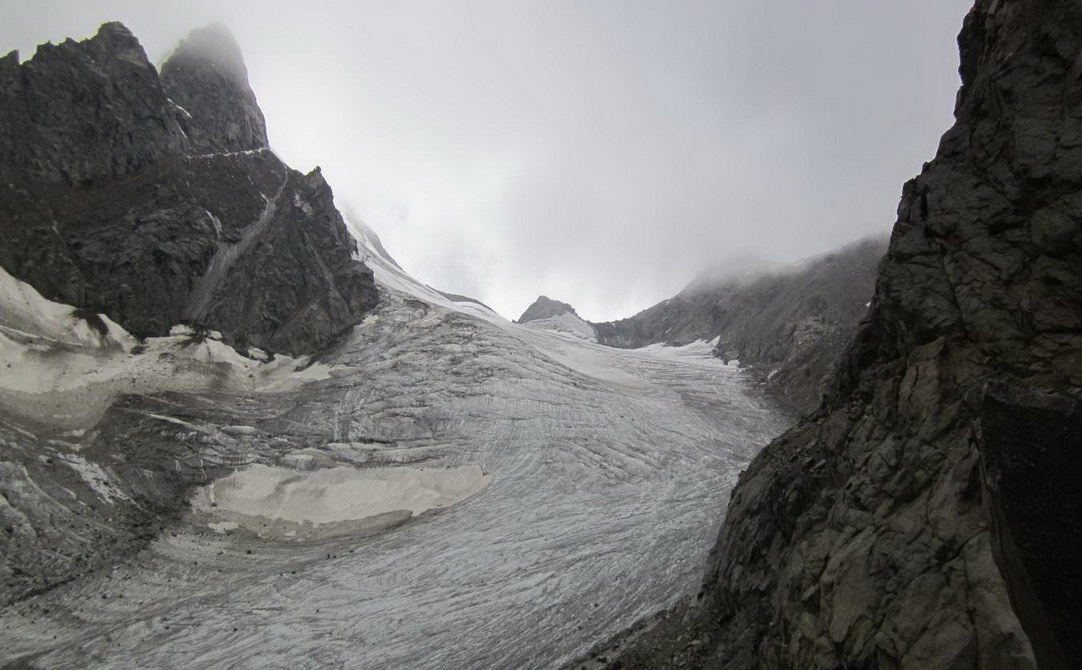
[
  {"xmin": 0, "ymin": 22, "xmax": 377, "ymax": 355},
  {"xmin": 610, "ymin": 1, "xmax": 1082, "ymax": 668},
  {"xmin": 592, "ymin": 238, "xmax": 886, "ymax": 416}
]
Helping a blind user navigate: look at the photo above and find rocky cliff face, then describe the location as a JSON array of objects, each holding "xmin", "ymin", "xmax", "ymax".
[
  {"xmin": 160, "ymin": 23, "xmax": 269, "ymax": 154},
  {"xmin": 0, "ymin": 23, "xmax": 376, "ymax": 355},
  {"xmin": 0, "ymin": 23, "xmax": 188, "ymax": 185},
  {"xmin": 593, "ymin": 238, "xmax": 885, "ymax": 416},
  {"xmin": 611, "ymin": 1, "xmax": 1082, "ymax": 668}
]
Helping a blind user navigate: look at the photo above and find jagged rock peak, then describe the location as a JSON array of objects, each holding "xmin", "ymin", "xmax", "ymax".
[
  {"xmin": 0, "ymin": 21, "xmax": 379, "ymax": 357},
  {"xmin": 165, "ymin": 23, "xmax": 249, "ymax": 87},
  {"xmin": 79, "ymin": 21, "xmax": 143, "ymax": 58},
  {"xmin": 161, "ymin": 23, "xmax": 269, "ymax": 153},
  {"xmin": 517, "ymin": 296, "xmax": 578, "ymax": 323},
  {"xmin": 0, "ymin": 21, "xmax": 186, "ymax": 185}
]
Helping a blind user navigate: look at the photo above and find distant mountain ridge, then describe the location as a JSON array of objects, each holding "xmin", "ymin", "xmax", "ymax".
[
  {"xmin": 517, "ymin": 295, "xmax": 581, "ymax": 323},
  {"xmin": 591, "ymin": 237, "xmax": 887, "ymax": 415}
]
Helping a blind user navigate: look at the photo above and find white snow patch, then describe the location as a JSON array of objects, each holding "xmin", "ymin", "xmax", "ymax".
[
  {"xmin": 185, "ymin": 148, "xmax": 270, "ymax": 161},
  {"xmin": 636, "ymin": 339, "xmax": 727, "ymax": 365},
  {"xmin": 0, "ymin": 266, "xmax": 339, "ymax": 429},
  {"xmin": 221, "ymin": 425, "xmax": 258, "ymax": 436},
  {"xmin": 521, "ymin": 312, "xmax": 597, "ymax": 342},
  {"xmin": 191, "ymin": 463, "xmax": 489, "ymax": 538},
  {"xmin": 207, "ymin": 521, "xmax": 240, "ymax": 534},
  {"xmin": 167, "ymin": 98, "xmax": 193, "ymax": 120}
]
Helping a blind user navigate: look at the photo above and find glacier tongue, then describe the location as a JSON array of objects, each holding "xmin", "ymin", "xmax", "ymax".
[{"xmin": 0, "ymin": 241, "xmax": 788, "ymax": 668}]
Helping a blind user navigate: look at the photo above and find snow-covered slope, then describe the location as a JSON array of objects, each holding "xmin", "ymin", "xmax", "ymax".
[
  {"xmin": 342, "ymin": 212, "xmax": 504, "ymax": 322},
  {"xmin": 0, "ymin": 266, "xmax": 336, "ymax": 430},
  {"xmin": 516, "ymin": 295, "xmax": 598, "ymax": 341},
  {"xmin": 521, "ymin": 310, "xmax": 598, "ymax": 342}
]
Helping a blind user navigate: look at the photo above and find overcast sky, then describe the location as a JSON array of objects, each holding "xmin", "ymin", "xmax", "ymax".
[{"xmin": 2, "ymin": 1, "xmax": 972, "ymax": 321}]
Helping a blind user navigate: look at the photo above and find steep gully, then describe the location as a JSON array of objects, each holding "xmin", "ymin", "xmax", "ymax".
[{"xmin": 182, "ymin": 161, "xmax": 286, "ymax": 322}]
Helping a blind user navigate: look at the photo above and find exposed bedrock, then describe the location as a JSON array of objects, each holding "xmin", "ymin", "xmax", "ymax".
[
  {"xmin": 976, "ymin": 384, "xmax": 1082, "ymax": 670},
  {"xmin": 611, "ymin": 1, "xmax": 1082, "ymax": 668},
  {"xmin": 0, "ymin": 22, "xmax": 377, "ymax": 355},
  {"xmin": 0, "ymin": 22, "xmax": 187, "ymax": 186},
  {"xmin": 161, "ymin": 23, "xmax": 269, "ymax": 154}
]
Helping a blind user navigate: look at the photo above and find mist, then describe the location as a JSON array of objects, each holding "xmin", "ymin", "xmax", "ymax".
[{"xmin": 0, "ymin": 0, "xmax": 972, "ymax": 320}]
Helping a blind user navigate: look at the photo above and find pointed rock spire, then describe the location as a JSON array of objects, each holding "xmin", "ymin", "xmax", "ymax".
[{"xmin": 161, "ymin": 23, "xmax": 269, "ymax": 153}]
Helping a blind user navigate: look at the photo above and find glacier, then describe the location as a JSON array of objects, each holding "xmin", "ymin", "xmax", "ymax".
[{"xmin": 0, "ymin": 219, "xmax": 788, "ymax": 668}]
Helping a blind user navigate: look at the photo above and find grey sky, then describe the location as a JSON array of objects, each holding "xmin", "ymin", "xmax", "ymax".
[{"xmin": 1, "ymin": 1, "xmax": 972, "ymax": 321}]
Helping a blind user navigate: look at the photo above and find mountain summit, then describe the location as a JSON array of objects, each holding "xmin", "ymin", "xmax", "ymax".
[
  {"xmin": 517, "ymin": 295, "xmax": 579, "ymax": 323},
  {"xmin": 161, "ymin": 23, "xmax": 269, "ymax": 154},
  {"xmin": 0, "ymin": 22, "xmax": 377, "ymax": 354},
  {"xmin": 517, "ymin": 296, "xmax": 596, "ymax": 341},
  {"xmin": 0, "ymin": 22, "xmax": 187, "ymax": 185}
]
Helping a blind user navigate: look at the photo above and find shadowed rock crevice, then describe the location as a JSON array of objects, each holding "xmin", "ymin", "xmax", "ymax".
[{"xmin": 976, "ymin": 384, "xmax": 1082, "ymax": 670}]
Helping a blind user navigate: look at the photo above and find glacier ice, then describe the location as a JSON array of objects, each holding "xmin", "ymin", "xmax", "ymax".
[{"xmin": 0, "ymin": 236, "xmax": 788, "ymax": 668}]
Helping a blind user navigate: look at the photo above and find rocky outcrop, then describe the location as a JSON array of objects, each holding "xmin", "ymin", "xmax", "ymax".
[
  {"xmin": 160, "ymin": 24, "xmax": 269, "ymax": 154},
  {"xmin": 0, "ymin": 23, "xmax": 188, "ymax": 186},
  {"xmin": 611, "ymin": 1, "xmax": 1082, "ymax": 668},
  {"xmin": 0, "ymin": 23, "xmax": 377, "ymax": 355},
  {"xmin": 517, "ymin": 295, "xmax": 580, "ymax": 323},
  {"xmin": 593, "ymin": 238, "xmax": 885, "ymax": 416},
  {"xmin": 194, "ymin": 167, "xmax": 378, "ymax": 354},
  {"xmin": 518, "ymin": 295, "xmax": 597, "ymax": 341}
]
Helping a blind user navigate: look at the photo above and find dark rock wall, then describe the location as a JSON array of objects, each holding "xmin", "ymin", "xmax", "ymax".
[
  {"xmin": 0, "ymin": 151, "xmax": 286, "ymax": 336},
  {"xmin": 160, "ymin": 24, "xmax": 269, "ymax": 154},
  {"xmin": 593, "ymin": 238, "xmax": 885, "ymax": 416},
  {"xmin": 0, "ymin": 23, "xmax": 377, "ymax": 355},
  {"xmin": 614, "ymin": 1, "xmax": 1082, "ymax": 668},
  {"xmin": 976, "ymin": 385, "xmax": 1082, "ymax": 670},
  {"xmin": 0, "ymin": 23, "xmax": 188, "ymax": 186},
  {"xmin": 199, "ymin": 168, "xmax": 378, "ymax": 354}
]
